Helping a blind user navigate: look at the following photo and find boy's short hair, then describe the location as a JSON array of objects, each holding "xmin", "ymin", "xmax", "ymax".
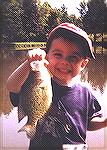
[{"xmin": 46, "ymin": 23, "xmax": 95, "ymax": 59}]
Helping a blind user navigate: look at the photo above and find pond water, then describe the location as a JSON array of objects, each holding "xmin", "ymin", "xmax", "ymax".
[{"xmin": 0, "ymin": 52, "xmax": 107, "ymax": 150}]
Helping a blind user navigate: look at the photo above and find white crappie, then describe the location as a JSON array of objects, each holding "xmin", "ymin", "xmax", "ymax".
[{"xmin": 18, "ymin": 60, "xmax": 52, "ymax": 139}]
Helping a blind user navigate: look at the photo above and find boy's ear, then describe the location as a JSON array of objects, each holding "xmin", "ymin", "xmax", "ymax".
[{"xmin": 81, "ymin": 58, "xmax": 89, "ymax": 69}]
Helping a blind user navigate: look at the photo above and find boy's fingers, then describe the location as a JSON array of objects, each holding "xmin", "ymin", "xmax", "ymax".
[
  {"xmin": 27, "ymin": 48, "xmax": 46, "ymax": 62},
  {"xmin": 32, "ymin": 48, "xmax": 46, "ymax": 59},
  {"xmin": 44, "ymin": 59, "xmax": 49, "ymax": 68}
]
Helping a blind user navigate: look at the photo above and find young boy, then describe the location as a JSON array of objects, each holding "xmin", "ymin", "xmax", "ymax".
[{"xmin": 7, "ymin": 23, "xmax": 107, "ymax": 150}]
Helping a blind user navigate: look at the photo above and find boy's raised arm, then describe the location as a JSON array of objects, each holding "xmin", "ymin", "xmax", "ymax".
[
  {"xmin": 6, "ymin": 48, "xmax": 46, "ymax": 93},
  {"xmin": 6, "ymin": 59, "xmax": 30, "ymax": 93}
]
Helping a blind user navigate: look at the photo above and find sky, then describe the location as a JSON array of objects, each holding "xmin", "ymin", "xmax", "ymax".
[{"xmin": 40, "ymin": 0, "xmax": 89, "ymax": 17}]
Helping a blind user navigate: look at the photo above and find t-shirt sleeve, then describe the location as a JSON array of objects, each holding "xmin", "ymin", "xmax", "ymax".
[
  {"xmin": 88, "ymin": 94, "xmax": 102, "ymax": 121},
  {"xmin": 9, "ymin": 92, "xmax": 20, "ymax": 107}
]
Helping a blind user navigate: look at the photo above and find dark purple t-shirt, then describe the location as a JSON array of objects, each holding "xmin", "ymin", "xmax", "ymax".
[{"xmin": 10, "ymin": 78, "xmax": 101, "ymax": 150}]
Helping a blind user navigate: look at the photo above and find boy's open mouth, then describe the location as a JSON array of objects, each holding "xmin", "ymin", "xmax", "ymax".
[{"xmin": 57, "ymin": 67, "xmax": 72, "ymax": 74}]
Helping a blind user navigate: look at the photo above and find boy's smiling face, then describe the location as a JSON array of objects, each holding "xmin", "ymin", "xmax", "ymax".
[{"xmin": 46, "ymin": 37, "xmax": 89, "ymax": 86}]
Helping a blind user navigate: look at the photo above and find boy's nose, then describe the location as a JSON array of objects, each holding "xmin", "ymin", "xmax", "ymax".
[
  {"xmin": 59, "ymin": 57, "xmax": 71, "ymax": 66},
  {"xmin": 59, "ymin": 58, "xmax": 72, "ymax": 72}
]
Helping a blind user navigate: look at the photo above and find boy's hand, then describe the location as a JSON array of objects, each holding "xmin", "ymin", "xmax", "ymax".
[
  {"xmin": 27, "ymin": 48, "xmax": 49, "ymax": 68},
  {"xmin": 27, "ymin": 48, "xmax": 46, "ymax": 63}
]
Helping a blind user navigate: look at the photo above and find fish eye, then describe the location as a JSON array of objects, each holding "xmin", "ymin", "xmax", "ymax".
[{"xmin": 40, "ymin": 87, "xmax": 45, "ymax": 89}]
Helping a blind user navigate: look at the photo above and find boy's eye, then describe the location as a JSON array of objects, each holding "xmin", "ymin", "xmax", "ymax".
[
  {"xmin": 67, "ymin": 55, "xmax": 80, "ymax": 63},
  {"xmin": 54, "ymin": 53, "xmax": 62, "ymax": 58}
]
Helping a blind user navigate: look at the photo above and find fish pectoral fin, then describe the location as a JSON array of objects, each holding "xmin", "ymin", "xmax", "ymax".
[{"xmin": 18, "ymin": 123, "xmax": 37, "ymax": 139}]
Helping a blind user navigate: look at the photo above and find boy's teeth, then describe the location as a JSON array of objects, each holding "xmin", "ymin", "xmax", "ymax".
[{"xmin": 59, "ymin": 68, "xmax": 72, "ymax": 73}]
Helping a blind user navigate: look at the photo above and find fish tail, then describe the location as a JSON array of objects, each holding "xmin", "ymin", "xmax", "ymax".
[{"xmin": 18, "ymin": 124, "xmax": 36, "ymax": 139}]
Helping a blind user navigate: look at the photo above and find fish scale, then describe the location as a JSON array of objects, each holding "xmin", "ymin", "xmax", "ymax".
[{"xmin": 18, "ymin": 60, "xmax": 52, "ymax": 139}]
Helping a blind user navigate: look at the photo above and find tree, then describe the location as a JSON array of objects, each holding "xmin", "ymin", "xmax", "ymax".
[
  {"xmin": 47, "ymin": 10, "xmax": 59, "ymax": 33},
  {"xmin": 21, "ymin": 0, "xmax": 39, "ymax": 41},
  {"xmin": 38, "ymin": 1, "xmax": 52, "ymax": 36},
  {"xmin": 55, "ymin": 4, "xmax": 80, "ymax": 26},
  {"xmin": 59, "ymin": 4, "xmax": 72, "ymax": 23},
  {"xmin": 2, "ymin": 1, "xmax": 23, "ymax": 43},
  {"xmin": 78, "ymin": 0, "xmax": 106, "ymax": 34},
  {"xmin": 78, "ymin": 0, "xmax": 107, "ymax": 51},
  {"xmin": 104, "ymin": 6, "xmax": 107, "ymax": 33}
]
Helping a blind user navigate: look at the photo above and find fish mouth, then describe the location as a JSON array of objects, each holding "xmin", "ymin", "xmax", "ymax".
[
  {"xmin": 30, "ymin": 61, "xmax": 44, "ymax": 71},
  {"xmin": 30, "ymin": 61, "xmax": 39, "ymax": 71}
]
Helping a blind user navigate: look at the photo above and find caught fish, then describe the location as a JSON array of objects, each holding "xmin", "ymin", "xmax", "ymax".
[{"xmin": 18, "ymin": 59, "xmax": 52, "ymax": 139}]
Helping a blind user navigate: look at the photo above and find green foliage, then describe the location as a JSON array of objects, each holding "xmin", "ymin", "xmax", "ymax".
[
  {"xmin": 104, "ymin": 6, "xmax": 107, "ymax": 33},
  {"xmin": 59, "ymin": 4, "xmax": 72, "ymax": 23},
  {"xmin": 78, "ymin": 0, "xmax": 107, "ymax": 34},
  {"xmin": 21, "ymin": 0, "xmax": 39, "ymax": 41},
  {"xmin": 1, "ymin": 0, "xmax": 81, "ymax": 43},
  {"xmin": 38, "ymin": 2, "xmax": 52, "ymax": 34},
  {"xmin": 46, "ymin": 10, "xmax": 59, "ymax": 32},
  {"xmin": 2, "ymin": 1, "xmax": 23, "ymax": 43}
]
